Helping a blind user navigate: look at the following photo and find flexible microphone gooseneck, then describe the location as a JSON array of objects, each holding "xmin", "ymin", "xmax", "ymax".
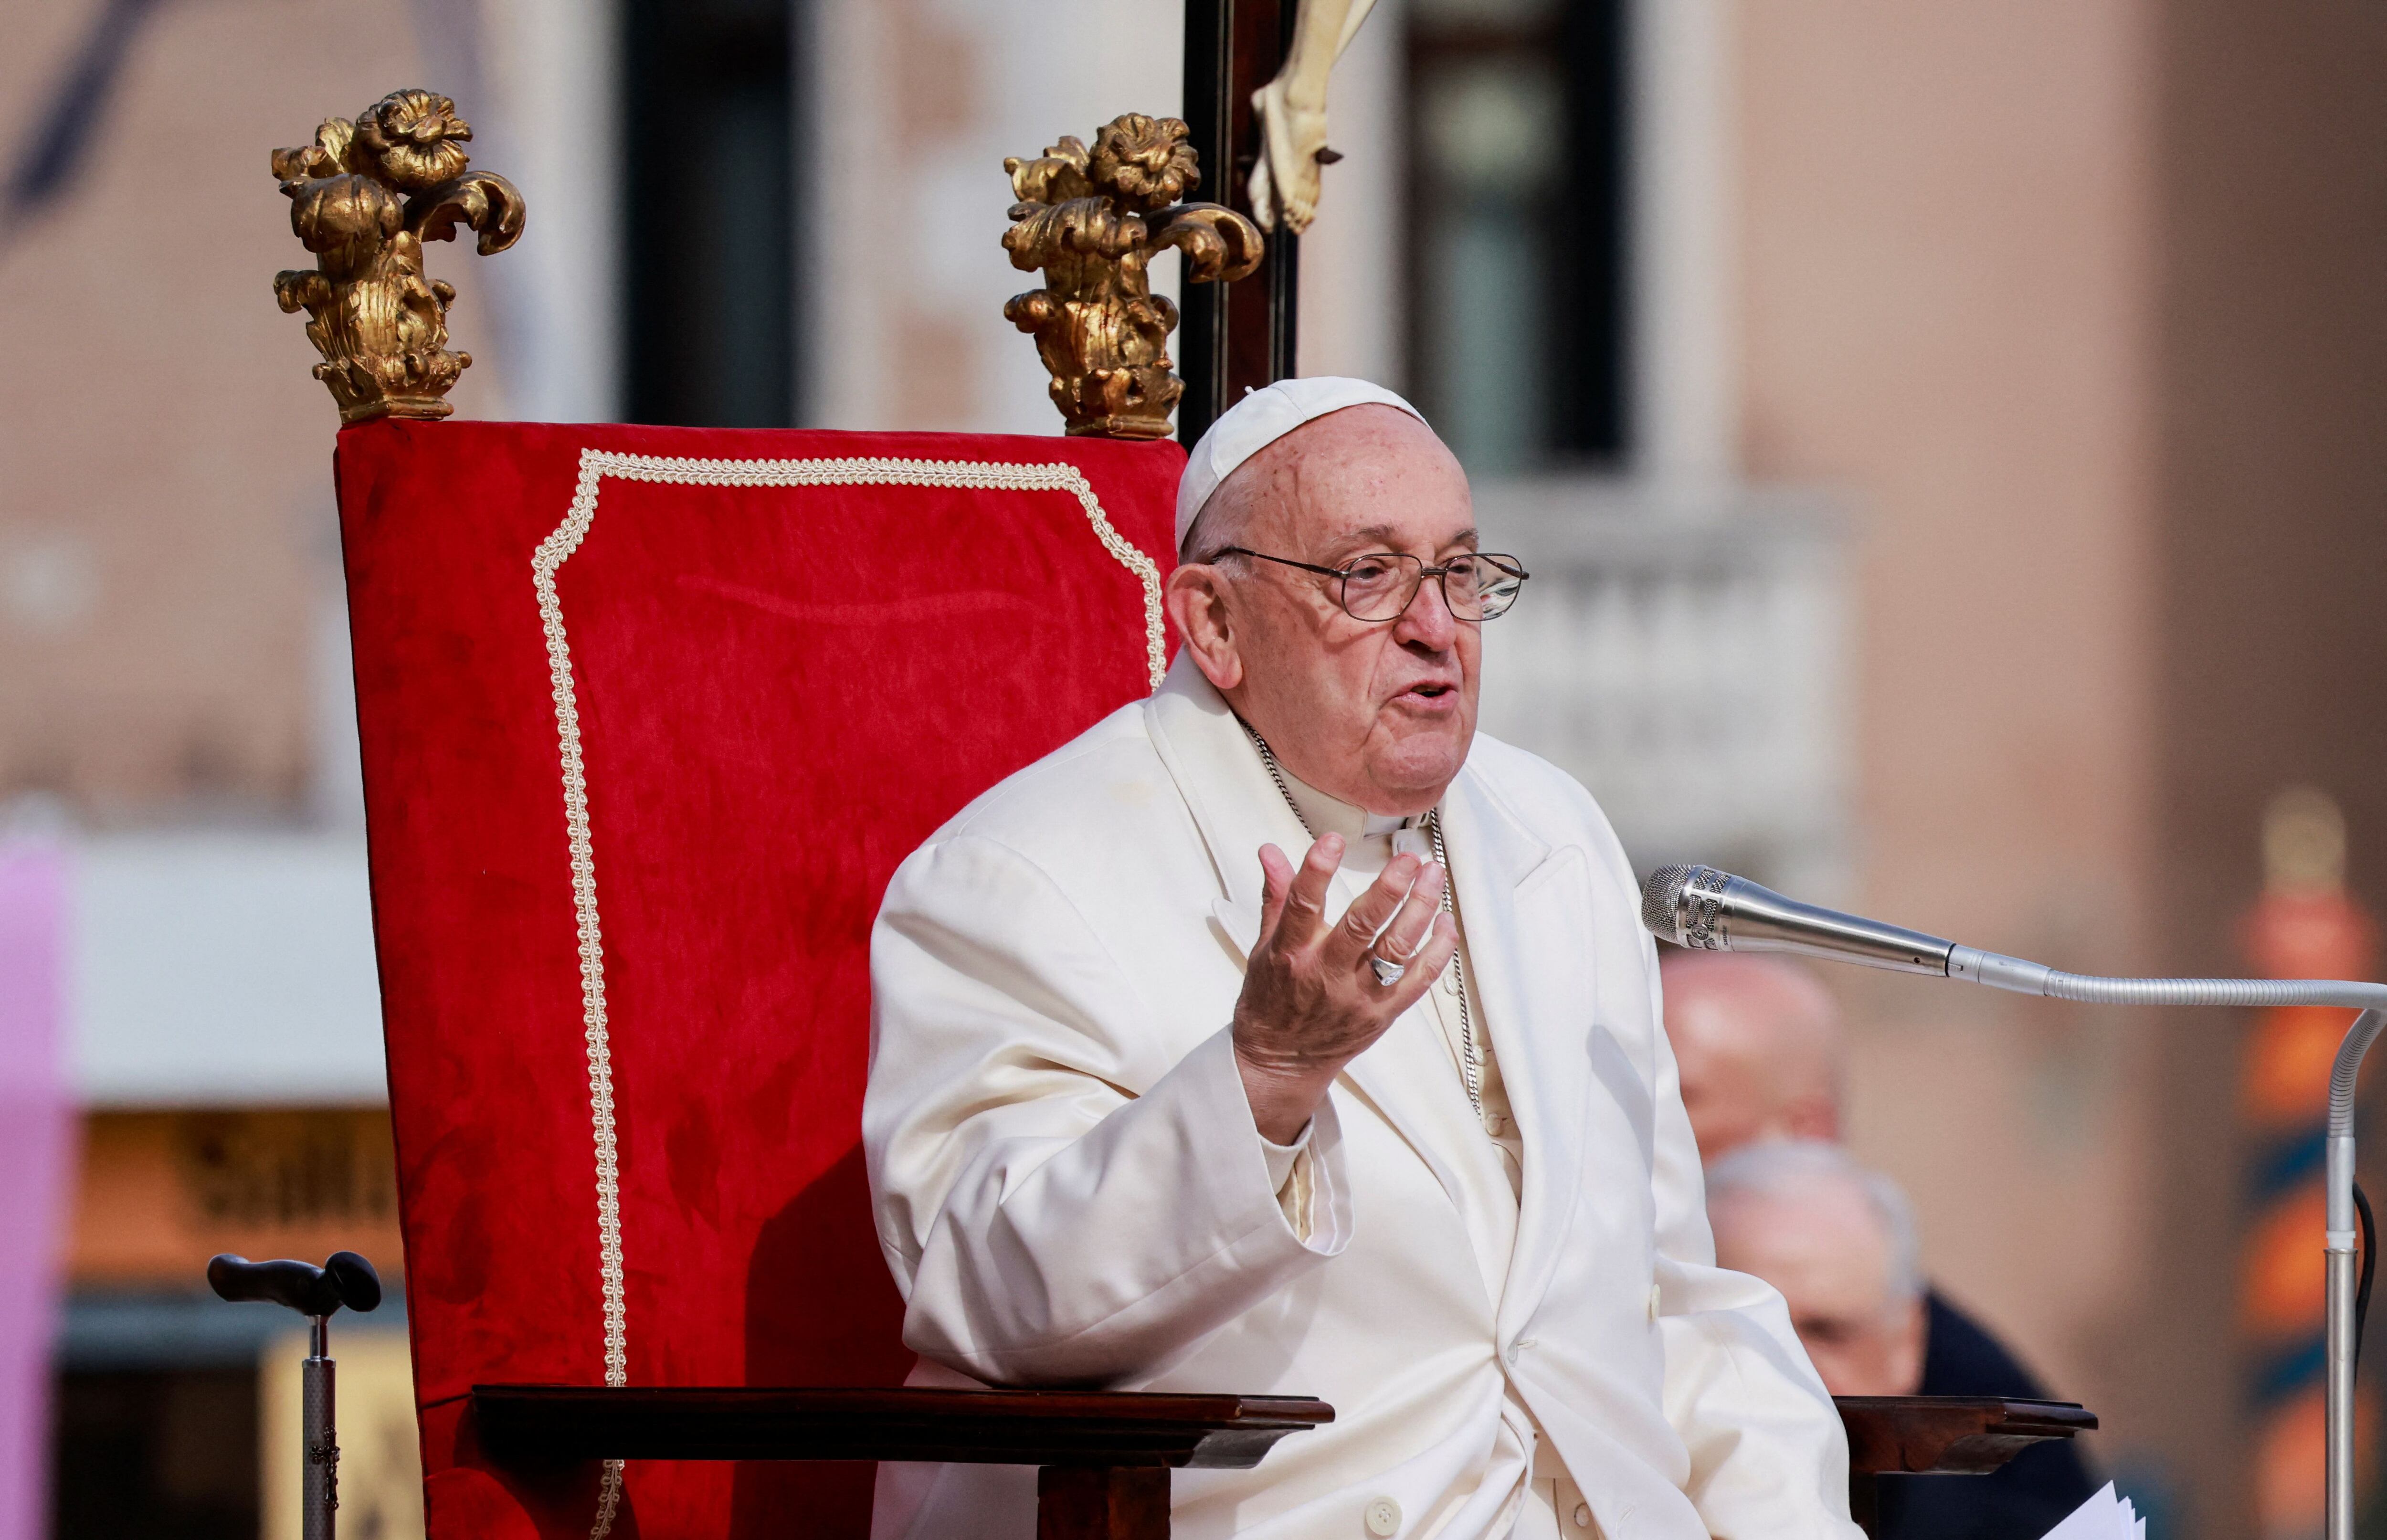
[{"xmin": 1643, "ymin": 863, "xmax": 2387, "ymax": 1540}]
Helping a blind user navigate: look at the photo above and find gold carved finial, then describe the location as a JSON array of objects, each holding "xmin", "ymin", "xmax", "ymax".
[
  {"xmin": 1003, "ymin": 114, "xmax": 1263, "ymax": 439},
  {"xmin": 270, "ymin": 89, "xmax": 526, "ymax": 425}
]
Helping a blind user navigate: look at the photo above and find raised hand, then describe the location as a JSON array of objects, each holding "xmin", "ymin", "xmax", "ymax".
[{"xmin": 1232, "ymin": 834, "xmax": 1459, "ymax": 1144}]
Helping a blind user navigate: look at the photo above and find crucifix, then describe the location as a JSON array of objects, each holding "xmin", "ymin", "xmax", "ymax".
[{"xmin": 1178, "ymin": 0, "xmax": 1379, "ymax": 444}]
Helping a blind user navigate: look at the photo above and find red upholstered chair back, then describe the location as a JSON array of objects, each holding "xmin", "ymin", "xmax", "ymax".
[{"xmin": 336, "ymin": 422, "xmax": 1182, "ymax": 1540}]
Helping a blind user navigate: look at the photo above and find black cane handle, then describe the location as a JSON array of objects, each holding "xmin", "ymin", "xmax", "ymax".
[{"xmin": 208, "ymin": 1251, "xmax": 382, "ymax": 1317}]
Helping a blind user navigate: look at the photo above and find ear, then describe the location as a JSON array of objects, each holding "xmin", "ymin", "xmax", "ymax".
[{"xmin": 1166, "ymin": 561, "xmax": 1244, "ymax": 692}]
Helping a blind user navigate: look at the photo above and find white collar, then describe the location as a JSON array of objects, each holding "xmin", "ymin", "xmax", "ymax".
[{"xmin": 1274, "ymin": 763, "xmax": 1417, "ymax": 843}]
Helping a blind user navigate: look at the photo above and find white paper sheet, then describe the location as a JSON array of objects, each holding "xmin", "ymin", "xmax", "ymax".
[{"xmin": 2037, "ymin": 1482, "xmax": 2146, "ymax": 1540}]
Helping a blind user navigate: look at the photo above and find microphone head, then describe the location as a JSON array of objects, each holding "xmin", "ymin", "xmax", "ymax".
[
  {"xmin": 1639, "ymin": 864, "xmax": 1728, "ymax": 949},
  {"xmin": 1641, "ymin": 865, "xmax": 1691, "ymax": 943}
]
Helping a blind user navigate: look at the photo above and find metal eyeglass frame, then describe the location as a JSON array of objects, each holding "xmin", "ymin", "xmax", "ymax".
[{"xmin": 1209, "ymin": 546, "xmax": 1532, "ymax": 622}]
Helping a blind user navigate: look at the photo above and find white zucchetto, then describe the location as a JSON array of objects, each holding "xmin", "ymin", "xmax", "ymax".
[{"xmin": 1174, "ymin": 377, "xmax": 1426, "ymax": 552}]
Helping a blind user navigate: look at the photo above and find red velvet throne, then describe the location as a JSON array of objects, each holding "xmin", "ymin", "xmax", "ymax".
[
  {"xmin": 338, "ymin": 419, "xmax": 2099, "ymax": 1540},
  {"xmin": 339, "ymin": 419, "xmax": 1335, "ymax": 1540}
]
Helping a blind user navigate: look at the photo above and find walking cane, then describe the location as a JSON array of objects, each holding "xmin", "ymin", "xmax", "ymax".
[{"xmin": 207, "ymin": 1250, "xmax": 383, "ymax": 1540}]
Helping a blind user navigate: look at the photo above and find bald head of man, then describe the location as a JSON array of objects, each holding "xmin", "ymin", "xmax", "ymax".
[{"xmin": 1659, "ymin": 951, "xmax": 1843, "ymax": 1163}]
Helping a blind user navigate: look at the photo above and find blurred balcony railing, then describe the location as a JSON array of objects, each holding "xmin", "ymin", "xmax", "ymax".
[{"xmin": 1474, "ymin": 478, "xmax": 1853, "ymax": 901}]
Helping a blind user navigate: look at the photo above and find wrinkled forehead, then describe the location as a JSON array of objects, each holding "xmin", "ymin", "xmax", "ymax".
[{"xmin": 1233, "ymin": 406, "xmax": 1474, "ymax": 550}]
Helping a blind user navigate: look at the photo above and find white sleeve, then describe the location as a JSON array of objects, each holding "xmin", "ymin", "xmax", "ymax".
[{"xmin": 865, "ymin": 832, "xmax": 1353, "ymax": 1387}]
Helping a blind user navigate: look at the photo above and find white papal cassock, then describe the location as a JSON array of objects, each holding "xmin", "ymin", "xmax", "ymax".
[{"xmin": 864, "ymin": 653, "xmax": 1861, "ymax": 1540}]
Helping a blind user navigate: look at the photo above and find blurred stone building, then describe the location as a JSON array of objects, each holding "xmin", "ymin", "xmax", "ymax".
[{"xmin": 1, "ymin": 0, "xmax": 2382, "ymax": 1536}]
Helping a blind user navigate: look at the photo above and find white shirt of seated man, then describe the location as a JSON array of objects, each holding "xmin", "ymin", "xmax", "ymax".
[{"xmin": 864, "ymin": 378, "xmax": 1860, "ymax": 1540}]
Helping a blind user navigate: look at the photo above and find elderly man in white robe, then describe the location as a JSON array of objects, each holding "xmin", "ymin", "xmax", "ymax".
[{"xmin": 865, "ymin": 378, "xmax": 1860, "ymax": 1540}]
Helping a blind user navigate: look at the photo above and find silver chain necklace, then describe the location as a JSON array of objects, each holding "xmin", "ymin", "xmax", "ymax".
[{"xmin": 1242, "ymin": 722, "xmax": 1483, "ymax": 1115}]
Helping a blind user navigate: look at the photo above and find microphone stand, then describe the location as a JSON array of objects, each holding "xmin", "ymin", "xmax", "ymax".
[
  {"xmin": 1941, "ymin": 955, "xmax": 2387, "ymax": 1540},
  {"xmin": 1650, "ymin": 864, "xmax": 2387, "ymax": 1535}
]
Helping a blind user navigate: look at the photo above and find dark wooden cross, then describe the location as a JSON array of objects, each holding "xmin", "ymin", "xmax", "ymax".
[{"xmin": 1179, "ymin": 0, "xmax": 1301, "ymax": 444}]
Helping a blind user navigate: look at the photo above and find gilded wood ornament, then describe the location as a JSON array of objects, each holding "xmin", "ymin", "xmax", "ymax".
[
  {"xmin": 1003, "ymin": 115, "xmax": 1263, "ymax": 440},
  {"xmin": 271, "ymin": 90, "xmax": 526, "ymax": 425}
]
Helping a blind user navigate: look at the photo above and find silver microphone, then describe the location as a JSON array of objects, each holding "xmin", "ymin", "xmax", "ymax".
[{"xmin": 1639, "ymin": 865, "xmax": 1956, "ymax": 976}]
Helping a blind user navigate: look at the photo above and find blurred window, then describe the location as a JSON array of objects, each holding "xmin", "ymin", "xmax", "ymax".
[
  {"xmin": 1406, "ymin": 0, "xmax": 1628, "ymax": 474},
  {"xmin": 623, "ymin": 0, "xmax": 802, "ymax": 426}
]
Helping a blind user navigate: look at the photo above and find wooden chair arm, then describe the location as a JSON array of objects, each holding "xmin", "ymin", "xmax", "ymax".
[
  {"xmin": 1835, "ymin": 1394, "xmax": 2097, "ymax": 1476},
  {"xmin": 473, "ymin": 1385, "xmax": 2090, "ymax": 1540},
  {"xmin": 471, "ymin": 1384, "xmax": 1334, "ymax": 1470},
  {"xmin": 1836, "ymin": 1395, "xmax": 2098, "ymax": 1540}
]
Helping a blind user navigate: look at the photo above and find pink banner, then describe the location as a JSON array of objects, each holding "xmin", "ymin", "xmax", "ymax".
[{"xmin": 0, "ymin": 843, "xmax": 69, "ymax": 1540}]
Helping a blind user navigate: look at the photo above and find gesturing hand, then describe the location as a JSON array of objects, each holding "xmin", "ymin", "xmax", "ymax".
[{"xmin": 1232, "ymin": 834, "xmax": 1461, "ymax": 1144}]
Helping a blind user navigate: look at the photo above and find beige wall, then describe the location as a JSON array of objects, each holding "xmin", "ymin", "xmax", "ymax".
[
  {"xmin": 1742, "ymin": 1, "xmax": 2387, "ymax": 1530},
  {"xmin": 0, "ymin": 3, "xmax": 480, "ymax": 819},
  {"xmin": 1737, "ymin": 0, "xmax": 2166, "ymax": 1497},
  {"xmin": 2145, "ymin": 6, "xmax": 2387, "ymax": 1535}
]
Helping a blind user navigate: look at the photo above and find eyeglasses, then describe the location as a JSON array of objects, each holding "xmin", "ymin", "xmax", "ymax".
[{"xmin": 1211, "ymin": 547, "xmax": 1531, "ymax": 622}]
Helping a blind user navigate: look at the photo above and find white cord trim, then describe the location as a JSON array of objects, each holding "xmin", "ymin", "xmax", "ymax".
[
  {"xmin": 591, "ymin": 1461, "xmax": 623, "ymax": 1539},
  {"xmin": 531, "ymin": 449, "xmax": 1166, "ymax": 1540}
]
